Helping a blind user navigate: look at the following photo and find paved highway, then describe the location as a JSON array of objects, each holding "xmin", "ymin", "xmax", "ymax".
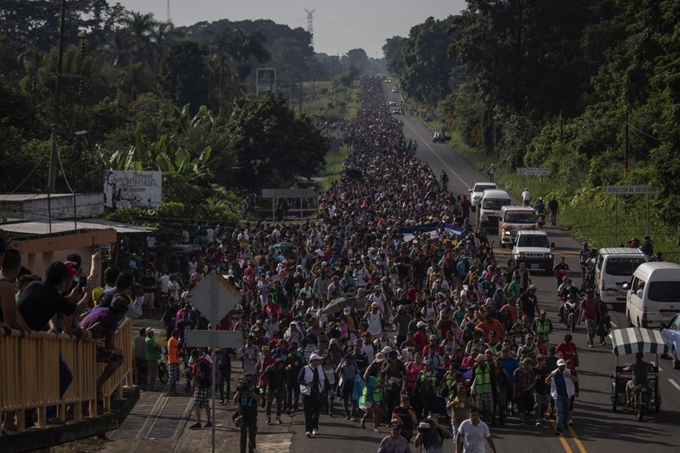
[{"xmin": 286, "ymin": 82, "xmax": 680, "ymax": 453}]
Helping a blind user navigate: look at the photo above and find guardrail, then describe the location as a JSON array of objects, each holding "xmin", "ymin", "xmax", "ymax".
[{"xmin": 0, "ymin": 318, "xmax": 133, "ymax": 433}]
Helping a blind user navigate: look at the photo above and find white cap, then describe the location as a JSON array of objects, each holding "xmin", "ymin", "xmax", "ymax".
[
  {"xmin": 310, "ymin": 353, "xmax": 323, "ymax": 361},
  {"xmin": 557, "ymin": 359, "xmax": 567, "ymax": 366}
]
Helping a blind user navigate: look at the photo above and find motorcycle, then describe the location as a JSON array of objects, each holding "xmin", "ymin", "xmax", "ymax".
[
  {"xmin": 561, "ymin": 297, "xmax": 579, "ymax": 332},
  {"xmin": 537, "ymin": 213, "xmax": 546, "ymax": 228}
]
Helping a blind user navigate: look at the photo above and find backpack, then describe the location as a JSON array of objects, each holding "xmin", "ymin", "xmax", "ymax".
[
  {"xmin": 201, "ymin": 357, "xmax": 221, "ymax": 386},
  {"xmin": 419, "ymin": 372, "xmax": 436, "ymax": 398}
]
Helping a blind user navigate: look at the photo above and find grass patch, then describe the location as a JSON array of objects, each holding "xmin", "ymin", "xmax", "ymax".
[
  {"xmin": 317, "ymin": 146, "xmax": 352, "ymax": 191},
  {"xmin": 302, "ymin": 80, "xmax": 361, "ymax": 121},
  {"xmin": 414, "ymin": 108, "xmax": 680, "ymax": 259}
]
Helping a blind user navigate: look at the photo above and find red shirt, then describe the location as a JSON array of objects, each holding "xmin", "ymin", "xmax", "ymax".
[
  {"xmin": 413, "ymin": 331, "xmax": 428, "ymax": 351},
  {"xmin": 556, "ymin": 341, "xmax": 578, "ymax": 363},
  {"xmin": 460, "ymin": 198, "xmax": 472, "ymax": 210},
  {"xmin": 581, "ymin": 298, "xmax": 598, "ymax": 320}
]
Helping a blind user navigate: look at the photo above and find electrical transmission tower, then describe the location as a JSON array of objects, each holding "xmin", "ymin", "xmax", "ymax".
[{"xmin": 305, "ymin": 9, "xmax": 315, "ymax": 47}]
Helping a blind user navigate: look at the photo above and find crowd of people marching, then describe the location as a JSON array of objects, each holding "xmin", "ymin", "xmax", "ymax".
[{"xmin": 149, "ymin": 77, "xmax": 588, "ymax": 453}]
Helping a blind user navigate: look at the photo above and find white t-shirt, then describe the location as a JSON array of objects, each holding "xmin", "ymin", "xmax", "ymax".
[
  {"xmin": 458, "ymin": 419, "xmax": 490, "ymax": 453},
  {"xmin": 160, "ymin": 274, "xmax": 170, "ymax": 292}
]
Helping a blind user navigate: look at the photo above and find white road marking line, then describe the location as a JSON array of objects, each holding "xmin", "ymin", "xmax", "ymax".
[
  {"xmin": 668, "ymin": 378, "xmax": 680, "ymax": 392},
  {"xmin": 658, "ymin": 366, "xmax": 663, "ymax": 371},
  {"xmin": 404, "ymin": 119, "xmax": 471, "ymax": 189},
  {"xmin": 610, "ymin": 321, "xmax": 617, "ymax": 328}
]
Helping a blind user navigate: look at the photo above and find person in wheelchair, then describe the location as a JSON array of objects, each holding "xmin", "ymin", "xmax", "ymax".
[{"xmin": 624, "ymin": 352, "xmax": 651, "ymax": 406}]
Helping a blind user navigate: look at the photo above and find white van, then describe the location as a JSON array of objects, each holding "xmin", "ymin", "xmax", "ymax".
[
  {"xmin": 499, "ymin": 206, "xmax": 537, "ymax": 247},
  {"xmin": 477, "ymin": 189, "xmax": 511, "ymax": 234},
  {"xmin": 626, "ymin": 262, "xmax": 680, "ymax": 328},
  {"xmin": 595, "ymin": 248, "xmax": 648, "ymax": 304}
]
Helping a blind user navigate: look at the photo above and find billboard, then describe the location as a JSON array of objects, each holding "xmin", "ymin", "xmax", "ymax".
[
  {"xmin": 256, "ymin": 68, "xmax": 276, "ymax": 96},
  {"xmin": 103, "ymin": 170, "xmax": 162, "ymax": 209}
]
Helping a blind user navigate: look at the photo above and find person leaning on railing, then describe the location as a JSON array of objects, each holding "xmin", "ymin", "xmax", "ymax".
[
  {"xmin": 79, "ymin": 295, "xmax": 129, "ymax": 399},
  {"xmin": 0, "ymin": 249, "xmax": 30, "ymax": 336},
  {"xmin": 16, "ymin": 261, "xmax": 93, "ymax": 398}
]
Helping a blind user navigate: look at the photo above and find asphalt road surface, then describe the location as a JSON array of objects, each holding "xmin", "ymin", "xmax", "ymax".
[{"xmin": 287, "ymin": 82, "xmax": 680, "ymax": 453}]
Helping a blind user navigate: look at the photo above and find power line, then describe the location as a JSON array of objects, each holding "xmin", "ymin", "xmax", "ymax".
[
  {"xmin": 0, "ymin": 129, "xmax": 51, "ymax": 167},
  {"xmin": 314, "ymin": 18, "xmax": 404, "ymax": 34},
  {"xmin": 626, "ymin": 121, "xmax": 662, "ymax": 142},
  {"xmin": 8, "ymin": 152, "xmax": 48, "ymax": 195},
  {"xmin": 55, "ymin": 140, "xmax": 75, "ymax": 193}
]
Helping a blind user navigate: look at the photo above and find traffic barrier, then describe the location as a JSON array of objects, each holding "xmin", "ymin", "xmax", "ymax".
[{"xmin": 0, "ymin": 318, "xmax": 132, "ymax": 433}]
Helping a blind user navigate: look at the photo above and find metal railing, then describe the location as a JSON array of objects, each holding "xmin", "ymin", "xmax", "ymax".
[{"xmin": 0, "ymin": 318, "xmax": 133, "ymax": 433}]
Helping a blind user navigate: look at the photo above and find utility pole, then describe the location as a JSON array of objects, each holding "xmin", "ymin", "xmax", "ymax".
[
  {"xmin": 559, "ymin": 110, "xmax": 563, "ymax": 142},
  {"xmin": 48, "ymin": 0, "xmax": 67, "ymax": 193},
  {"xmin": 46, "ymin": 0, "xmax": 68, "ymax": 234},
  {"xmin": 624, "ymin": 110, "xmax": 629, "ymax": 180},
  {"xmin": 299, "ymin": 73, "xmax": 303, "ymax": 115},
  {"xmin": 218, "ymin": 56, "xmax": 224, "ymax": 110},
  {"xmin": 305, "ymin": 9, "xmax": 315, "ymax": 48}
]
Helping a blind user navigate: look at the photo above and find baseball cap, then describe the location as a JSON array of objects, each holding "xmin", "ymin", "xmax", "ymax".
[
  {"xmin": 310, "ymin": 353, "xmax": 323, "ymax": 361},
  {"xmin": 557, "ymin": 359, "xmax": 567, "ymax": 366},
  {"xmin": 417, "ymin": 321, "xmax": 427, "ymax": 328},
  {"xmin": 145, "ymin": 327, "xmax": 155, "ymax": 334}
]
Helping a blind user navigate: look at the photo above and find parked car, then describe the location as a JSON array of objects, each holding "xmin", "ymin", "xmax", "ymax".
[
  {"xmin": 391, "ymin": 87, "xmax": 398, "ymax": 93},
  {"xmin": 660, "ymin": 314, "xmax": 680, "ymax": 369}
]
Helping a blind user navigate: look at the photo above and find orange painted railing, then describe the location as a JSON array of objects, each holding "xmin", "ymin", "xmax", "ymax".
[{"xmin": 0, "ymin": 318, "xmax": 133, "ymax": 433}]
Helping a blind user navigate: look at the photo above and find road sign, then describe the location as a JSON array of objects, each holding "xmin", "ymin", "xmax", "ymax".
[
  {"xmin": 184, "ymin": 330, "xmax": 243, "ymax": 349},
  {"xmin": 184, "ymin": 271, "xmax": 243, "ymax": 453},
  {"xmin": 470, "ymin": 127, "xmax": 481, "ymax": 145},
  {"xmin": 255, "ymin": 68, "xmax": 276, "ymax": 96},
  {"xmin": 516, "ymin": 167, "xmax": 550, "ymax": 176},
  {"xmin": 606, "ymin": 185, "xmax": 659, "ymax": 195},
  {"xmin": 186, "ymin": 272, "xmax": 241, "ymax": 323}
]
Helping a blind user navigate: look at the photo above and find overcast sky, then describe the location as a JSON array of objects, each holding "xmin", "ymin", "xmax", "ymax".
[{"xmin": 115, "ymin": 0, "xmax": 467, "ymax": 57}]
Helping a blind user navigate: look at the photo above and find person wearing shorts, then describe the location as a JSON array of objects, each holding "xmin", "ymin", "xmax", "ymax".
[
  {"xmin": 167, "ymin": 329, "xmax": 182, "ymax": 396},
  {"xmin": 189, "ymin": 350, "xmax": 212, "ymax": 429}
]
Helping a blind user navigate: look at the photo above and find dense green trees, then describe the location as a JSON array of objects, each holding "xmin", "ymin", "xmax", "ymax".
[
  {"xmin": 389, "ymin": 0, "xmax": 680, "ymax": 227},
  {"xmin": 0, "ymin": 0, "xmax": 333, "ymax": 221}
]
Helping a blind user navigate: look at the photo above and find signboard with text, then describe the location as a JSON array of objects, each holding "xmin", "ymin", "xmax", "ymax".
[
  {"xmin": 256, "ymin": 68, "xmax": 276, "ymax": 96},
  {"xmin": 606, "ymin": 185, "xmax": 659, "ymax": 195},
  {"xmin": 103, "ymin": 170, "xmax": 162, "ymax": 209},
  {"xmin": 516, "ymin": 167, "xmax": 550, "ymax": 176}
]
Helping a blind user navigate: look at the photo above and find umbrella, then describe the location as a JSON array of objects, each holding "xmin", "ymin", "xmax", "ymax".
[
  {"xmin": 271, "ymin": 242, "xmax": 297, "ymax": 250},
  {"xmin": 323, "ymin": 297, "xmax": 355, "ymax": 315},
  {"xmin": 346, "ymin": 169, "xmax": 363, "ymax": 179},
  {"xmin": 609, "ymin": 327, "xmax": 669, "ymax": 356}
]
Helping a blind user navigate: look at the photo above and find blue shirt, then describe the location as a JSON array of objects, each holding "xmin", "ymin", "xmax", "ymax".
[
  {"xmin": 501, "ymin": 357, "xmax": 519, "ymax": 380},
  {"xmin": 554, "ymin": 370, "xmax": 568, "ymax": 396}
]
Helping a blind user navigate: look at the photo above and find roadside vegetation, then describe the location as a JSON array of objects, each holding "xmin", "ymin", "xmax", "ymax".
[{"xmin": 385, "ymin": 2, "xmax": 680, "ymax": 260}]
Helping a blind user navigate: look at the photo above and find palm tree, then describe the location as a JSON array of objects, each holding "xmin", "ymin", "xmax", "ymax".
[
  {"xmin": 213, "ymin": 28, "xmax": 271, "ymax": 82},
  {"xmin": 120, "ymin": 11, "xmax": 158, "ymax": 67}
]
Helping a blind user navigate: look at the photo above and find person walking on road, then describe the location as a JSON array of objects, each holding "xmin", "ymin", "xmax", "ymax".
[
  {"xmin": 377, "ymin": 422, "xmax": 411, "ymax": 453},
  {"xmin": 456, "ymin": 407, "xmax": 497, "ymax": 453},
  {"xmin": 233, "ymin": 373, "xmax": 262, "ymax": 453},
  {"xmin": 521, "ymin": 188, "xmax": 531, "ymax": 206},
  {"xmin": 580, "ymin": 291, "xmax": 599, "ymax": 347},
  {"xmin": 545, "ymin": 358, "xmax": 578, "ymax": 435},
  {"xmin": 299, "ymin": 353, "xmax": 326, "ymax": 437},
  {"xmin": 548, "ymin": 196, "xmax": 559, "ymax": 226}
]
